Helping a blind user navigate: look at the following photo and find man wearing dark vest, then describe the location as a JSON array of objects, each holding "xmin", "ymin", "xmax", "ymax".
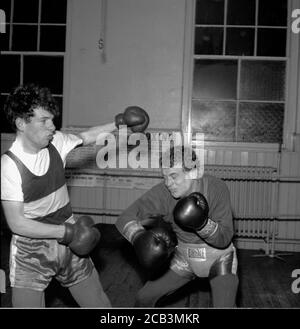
[
  {"xmin": 115, "ymin": 145, "xmax": 239, "ymax": 307},
  {"xmin": 1, "ymin": 83, "xmax": 149, "ymax": 307}
]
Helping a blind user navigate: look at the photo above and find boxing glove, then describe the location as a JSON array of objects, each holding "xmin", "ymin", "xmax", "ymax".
[
  {"xmin": 173, "ymin": 192, "xmax": 218, "ymax": 239},
  {"xmin": 132, "ymin": 226, "xmax": 177, "ymax": 270},
  {"xmin": 123, "ymin": 217, "xmax": 177, "ymax": 271},
  {"xmin": 58, "ymin": 216, "xmax": 101, "ymax": 256},
  {"xmin": 115, "ymin": 106, "xmax": 149, "ymax": 133},
  {"xmin": 141, "ymin": 214, "xmax": 178, "ymax": 250},
  {"xmin": 173, "ymin": 192, "xmax": 209, "ymax": 231}
]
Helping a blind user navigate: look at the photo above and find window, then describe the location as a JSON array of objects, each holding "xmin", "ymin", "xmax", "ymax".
[
  {"xmin": 0, "ymin": 0, "xmax": 67, "ymax": 133},
  {"xmin": 191, "ymin": 0, "xmax": 288, "ymax": 143}
]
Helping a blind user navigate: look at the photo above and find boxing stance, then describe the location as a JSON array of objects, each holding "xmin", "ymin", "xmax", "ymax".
[
  {"xmin": 116, "ymin": 145, "xmax": 238, "ymax": 307},
  {"xmin": 1, "ymin": 83, "xmax": 149, "ymax": 307}
]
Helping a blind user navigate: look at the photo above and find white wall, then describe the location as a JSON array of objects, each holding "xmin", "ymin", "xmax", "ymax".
[{"xmin": 64, "ymin": 0, "xmax": 186, "ymax": 129}]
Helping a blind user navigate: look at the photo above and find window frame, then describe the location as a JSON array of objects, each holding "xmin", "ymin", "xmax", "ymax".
[
  {"xmin": 182, "ymin": 0, "xmax": 300, "ymax": 151},
  {"xmin": 1, "ymin": 0, "xmax": 68, "ymax": 132}
]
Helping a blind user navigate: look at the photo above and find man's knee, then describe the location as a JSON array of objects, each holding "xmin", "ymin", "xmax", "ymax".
[
  {"xmin": 12, "ymin": 287, "xmax": 45, "ymax": 308},
  {"xmin": 210, "ymin": 274, "xmax": 239, "ymax": 308},
  {"xmin": 69, "ymin": 268, "xmax": 111, "ymax": 307},
  {"xmin": 135, "ymin": 285, "xmax": 157, "ymax": 307},
  {"xmin": 135, "ymin": 269, "xmax": 190, "ymax": 307}
]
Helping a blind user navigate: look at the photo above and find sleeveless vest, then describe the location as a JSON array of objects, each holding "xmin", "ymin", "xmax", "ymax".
[{"xmin": 5, "ymin": 143, "xmax": 72, "ymax": 224}]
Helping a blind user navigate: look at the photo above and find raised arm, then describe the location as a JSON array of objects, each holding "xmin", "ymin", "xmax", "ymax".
[
  {"xmin": 78, "ymin": 122, "xmax": 117, "ymax": 146},
  {"xmin": 78, "ymin": 106, "xmax": 150, "ymax": 146}
]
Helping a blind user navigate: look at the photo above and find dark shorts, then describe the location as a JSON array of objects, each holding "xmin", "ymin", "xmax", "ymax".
[{"xmin": 9, "ymin": 234, "xmax": 94, "ymax": 291}]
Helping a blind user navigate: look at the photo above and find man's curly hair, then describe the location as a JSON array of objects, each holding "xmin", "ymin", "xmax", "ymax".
[{"xmin": 4, "ymin": 84, "xmax": 59, "ymax": 132}]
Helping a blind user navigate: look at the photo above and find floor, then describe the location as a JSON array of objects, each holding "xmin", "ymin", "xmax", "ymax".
[{"xmin": 1, "ymin": 224, "xmax": 300, "ymax": 308}]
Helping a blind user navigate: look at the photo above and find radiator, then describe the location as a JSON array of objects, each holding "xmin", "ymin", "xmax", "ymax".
[{"xmin": 204, "ymin": 165, "xmax": 278, "ymax": 248}]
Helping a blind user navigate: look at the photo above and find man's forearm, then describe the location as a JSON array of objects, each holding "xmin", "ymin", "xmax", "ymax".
[
  {"xmin": 79, "ymin": 122, "xmax": 117, "ymax": 145},
  {"xmin": 203, "ymin": 223, "xmax": 234, "ymax": 248},
  {"xmin": 2, "ymin": 200, "xmax": 66, "ymax": 239},
  {"xmin": 8, "ymin": 216, "xmax": 65, "ymax": 239},
  {"xmin": 115, "ymin": 212, "xmax": 140, "ymax": 238}
]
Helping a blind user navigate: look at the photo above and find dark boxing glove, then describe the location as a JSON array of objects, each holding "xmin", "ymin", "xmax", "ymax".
[
  {"xmin": 58, "ymin": 216, "xmax": 101, "ymax": 256},
  {"xmin": 173, "ymin": 192, "xmax": 218, "ymax": 239},
  {"xmin": 139, "ymin": 214, "xmax": 177, "ymax": 254},
  {"xmin": 122, "ymin": 217, "xmax": 177, "ymax": 271},
  {"xmin": 115, "ymin": 106, "xmax": 149, "ymax": 133}
]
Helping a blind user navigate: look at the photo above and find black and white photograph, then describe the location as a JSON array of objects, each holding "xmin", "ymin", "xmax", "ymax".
[{"xmin": 0, "ymin": 0, "xmax": 299, "ymax": 321}]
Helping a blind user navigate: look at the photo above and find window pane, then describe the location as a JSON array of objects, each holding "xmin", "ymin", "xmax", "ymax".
[
  {"xmin": 1, "ymin": 24, "xmax": 10, "ymax": 50},
  {"xmin": 194, "ymin": 27, "xmax": 223, "ymax": 55},
  {"xmin": 226, "ymin": 28, "xmax": 254, "ymax": 55},
  {"xmin": 195, "ymin": 0, "xmax": 224, "ymax": 25},
  {"xmin": 227, "ymin": 0, "xmax": 255, "ymax": 25},
  {"xmin": 13, "ymin": 0, "xmax": 39, "ymax": 23},
  {"xmin": 2, "ymin": 0, "xmax": 11, "ymax": 22},
  {"xmin": 41, "ymin": 0, "xmax": 67, "ymax": 24},
  {"xmin": 240, "ymin": 60, "xmax": 285, "ymax": 101},
  {"xmin": 12, "ymin": 25, "xmax": 38, "ymax": 51},
  {"xmin": 0, "ymin": 94, "xmax": 14, "ymax": 133},
  {"xmin": 238, "ymin": 102, "xmax": 284, "ymax": 143},
  {"xmin": 257, "ymin": 28, "xmax": 286, "ymax": 57},
  {"xmin": 258, "ymin": 0, "xmax": 287, "ymax": 26},
  {"xmin": 193, "ymin": 60, "xmax": 238, "ymax": 99},
  {"xmin": 1, "ymin": 55, "xmax": 20, "ymax": 93},
  {"xmin": 40, "ymin": 26, "xmax": 66, "ymax": 52},
  {"xmin": 192, "ymin": 100, "xmax": 236, "ymax": 141},
  {"xmin": 24, "ymin": 56, "xmax": 64, "ymax": 94}
]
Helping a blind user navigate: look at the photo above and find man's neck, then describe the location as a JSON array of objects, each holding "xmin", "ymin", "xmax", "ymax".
[{"xmin": 16, "ymin": 134, "xmax": 41, "ymax": 154}]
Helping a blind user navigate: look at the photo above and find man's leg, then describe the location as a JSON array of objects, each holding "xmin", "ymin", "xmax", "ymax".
[
  {"xmin": 68, "ymin": 268, "xmax": 111, "ymax": 307},
  {"xmin": 209, "ymin": 274, "xmax": 239, "ymax": 308},
  {"xmin": 12, "ymin": 287, "xmax": 45, "ymax": 308},
  {"xmin": 135, "ymin": 268, "xmax": 191, "ymax": 307}
]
